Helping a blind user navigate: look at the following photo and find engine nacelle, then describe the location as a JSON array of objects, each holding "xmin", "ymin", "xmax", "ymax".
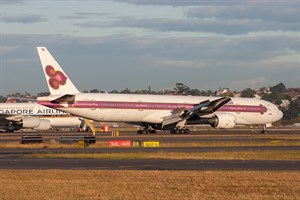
[
  {"xmin": 22, "ymin": 117, "xmax": 41, "ymax": 128},
  {"xmin": 209, "ymin": 113, "xmax": 236, "ymax": 129},
  {"xmin": 33, "ymin": 119, "xmax": 51, "ymax": 130}
]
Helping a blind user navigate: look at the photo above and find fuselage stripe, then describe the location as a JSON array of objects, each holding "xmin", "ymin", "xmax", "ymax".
[{"xmin": 38, "ymin": 101, "xmax": 268, "ymax": 114}]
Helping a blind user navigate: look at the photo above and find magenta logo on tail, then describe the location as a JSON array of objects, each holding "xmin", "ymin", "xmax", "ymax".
[{"xmin": 45, "ymin": 65, "xmax": 67, "ymax": 90}]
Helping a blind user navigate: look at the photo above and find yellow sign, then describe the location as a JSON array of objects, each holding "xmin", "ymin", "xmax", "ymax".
[
  {"xmin": 143, "ymin": 141, "xmax": 160, "ymax": 147},
  {"xmin": 78, "ymin": 140, "xmax": 87, "ymax": 148}
]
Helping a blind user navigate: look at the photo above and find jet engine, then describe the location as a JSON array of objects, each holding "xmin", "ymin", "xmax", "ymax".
[
  {"xmin": 21, "ymin": 117, "xmax": 41, "ymax": 128},
  {"xmin": 21, "ymin": 117, "xmax": 51, "ymax": 130},
  {"xmin": 33, "ymin": 119, "xmax": 51, "ymax": 130},
  {"xmin": 208, "ymin": 113, "xmax": 236, "ymax": 129}
]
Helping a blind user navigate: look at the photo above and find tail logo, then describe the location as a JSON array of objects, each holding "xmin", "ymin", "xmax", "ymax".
[{"xmin": 45, "ymin": 65, "xmax": 67, "ymax": 90}]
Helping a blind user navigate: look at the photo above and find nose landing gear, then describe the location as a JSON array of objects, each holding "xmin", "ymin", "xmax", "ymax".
[{"xmin": 261, "ymin": 124, "xmax": 267, "ymax": 134}]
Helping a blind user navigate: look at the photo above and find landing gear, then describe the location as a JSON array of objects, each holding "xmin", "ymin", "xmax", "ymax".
[
  {"xmin": 261, "ymin": 124, "xmax": 267, "ymax": 134},
  {"xmin": 171, "ymin": 128, "xmax": 190, "ymax": 134},
  {"xmin": 137, "ymin": 126, "xmax": 157, "ymax": 134}
]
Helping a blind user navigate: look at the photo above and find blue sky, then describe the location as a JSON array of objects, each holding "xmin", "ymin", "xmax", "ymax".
[{"xmin": 0, "ymin": 0, "xmax": 299, "ymax": 95}]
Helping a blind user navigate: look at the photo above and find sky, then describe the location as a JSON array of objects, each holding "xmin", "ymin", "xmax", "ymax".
[{"xmin": 0, "ymin": 0, "xmax": 299, "ymax": 95}]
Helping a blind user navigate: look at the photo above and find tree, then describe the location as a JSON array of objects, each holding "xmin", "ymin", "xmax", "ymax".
[
  {"xmin": 90, "ymin": 89, "xmax": 100, "ymax": 93},
  {"xmin": 271, "ymin": 83, "xmax": 287, "ymax": 93},
  {"xmin": 190, "ymin": 89, "xmax": 201, "ymax": 96},
  {"xmin": 110, "ymin": 90, "xmax": 119, "ymax": 94},
  {"xmin": 37, "ymin": 92, "xmax": 50, "ymax": 97},
  {"xmin": 174, "ymin": 83, "xmax": 190, "ymax": 95},
  {"xmin": 283, "ymin": 97, "xmax": 300, "ymax": 120},
  {"xmin": 240, "ymin": 88, "xmax": 256, "ymax": 98},
  {"xmin": 0, "ymin": 95, "xmax": 6, "ymax": 102},
  {"xmin": 262, "ymin": 91, "xmax": 290, "ymax": 104},
  {"xmin": 219, "ymin": 92, "xmax": 234, "ymax": 97},
  {"xmin": 121, "ymin": 88, "xmax": 131, "ymax": 94}
]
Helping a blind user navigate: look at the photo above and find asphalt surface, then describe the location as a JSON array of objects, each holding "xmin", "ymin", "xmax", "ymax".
[
  {"xmin": 1, "ymin": 128, "xmax": 300, "ymax": 143},
  {"xmin": 0, "ymin": 157, "xmax": 299, "ymax": 171},
  {"xmin": 0, "ymin": 129, "xmax": 299, "ymax": 170},
  {"xmin": 0, "ymin": 146, "xmax": 300, "ymax": 155}
]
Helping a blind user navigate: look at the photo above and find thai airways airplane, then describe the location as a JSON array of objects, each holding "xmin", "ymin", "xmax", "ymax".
[
  {"xmin": 36, "ymin": 47, "xmax": 283, "ymax": 134},
  {"xmin": 0, "ymin": 103, "xmax": 84, "ymax": 132}
]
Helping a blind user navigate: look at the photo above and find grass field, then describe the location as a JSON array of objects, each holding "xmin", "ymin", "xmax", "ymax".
[
  {"xmin": 1, "ymin": 139, "xmax": 300, "ymax": 149},
  {"xmin": 30, "ymin": 150, "xmax": 300, "ymax": 160},
  {"xmin": 0, "ymin": 170, "xmax": 299, "ymax": 200}
]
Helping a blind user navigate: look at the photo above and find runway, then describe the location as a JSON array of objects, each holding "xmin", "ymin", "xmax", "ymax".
[
  {"xmin": 0, "ymin": 157, "xmax": 299, "ymax": 170},
  {"xmin": 0, "ymin": 146, "xmax": 300, "ymax": 155},
  {"xmin": 1, "ymin": 128, "xmax": 300, "ymax": 143},
  {"xmin": 0, "ymin": 129, "xmax": 299, "ymax": 171}
]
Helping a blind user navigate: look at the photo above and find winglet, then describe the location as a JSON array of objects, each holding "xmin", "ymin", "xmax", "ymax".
[{"xmin": 37, "ymin": 47, "xmax": 80, "ymax": 95}]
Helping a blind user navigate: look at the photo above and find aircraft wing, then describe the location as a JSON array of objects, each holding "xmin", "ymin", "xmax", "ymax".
[
  {"xmin": 0, "ymin": 114, "xmax": 23, "ymax": 131},
  {"xmin": 162, "ymin": 97, "xmax": 231, "ymax": 128}
]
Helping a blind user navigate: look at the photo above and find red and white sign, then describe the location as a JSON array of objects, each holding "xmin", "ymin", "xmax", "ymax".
[
  {"xmin": 108, "ymin": 140, "xmax": 132, "ymax": 147},
  {"xmin": 103, "ymin": 125, "xmax": 110, "ymax": 132}
]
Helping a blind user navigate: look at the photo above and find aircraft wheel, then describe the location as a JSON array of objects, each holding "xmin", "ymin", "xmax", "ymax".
[
  {"xmin": 184, "ymin": 129, "xmax": 190, "ymax": 134},
  {"xmin": 261, "ymin": 130, "xmax": 267, "ymax": 134},
  {"xmin": 179, "ymin": 129, "xmax": 185, "ymax": 134}
]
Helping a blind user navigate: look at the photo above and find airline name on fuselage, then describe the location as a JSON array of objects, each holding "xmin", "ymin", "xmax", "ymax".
[{"xmin": 0, "ymin": 108, "xmax": 66, "ymax": 115}]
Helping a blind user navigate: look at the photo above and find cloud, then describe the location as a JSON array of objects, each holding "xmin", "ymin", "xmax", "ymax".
[
  {"xmin": 1, "ymin": 14, "xmax": 47, "ymax": 24},
  {"xmin": 113, "ymin": 0, "xmax": 239, "ymax": 6},
  {"xmin": 110, "ymin": 0, "xmax": 298, "ymax": 35},
  {"xmin": 187, "ymin": 4, "xmax": 299, "ymax": 23},
  {"xmin": 155, "ymin": 59, "xmax": 209, "ymax": 69},
  {"xmin": 223, "ymin": 77, "xmax": 270, "ymax": 90},
  {"xmin": 0, "ymin": 46, "xmax": 20, "ymax": 55},
  {"xmin": 114, "ymin": 0, "xmax": 300, "ymax": 7},
  {"xmin": 1, "ymin": 0, "xmax": 27, "ymax": 5},
  {"xmin": 1, "ymin": 32, "xmax": 299, "ymax": 94},
  {"xmin": 60, "ymin": 12, "xmax": 113, "ymax": 19},
  {"xmin": 74, "ymin": 14, "xmax": 297, "ymax": 35}
]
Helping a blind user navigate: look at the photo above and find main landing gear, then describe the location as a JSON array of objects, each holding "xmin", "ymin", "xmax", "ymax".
[
  {"xmin": 170, "ymin": 128, "xmax": 190, "ymax": 134},
  {"xmin": 137, "ymin": 127, "xmax": 157, "ymax": 134},
  {"xmin": 137, "ymin": 126, "xmax": 190, "ymax": 134}
]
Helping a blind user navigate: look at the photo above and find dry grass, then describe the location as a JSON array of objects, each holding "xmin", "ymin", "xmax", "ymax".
[
  {"xmin": 160, "ymin": 140, "xmax": 300, "ymax": 147},
  {"xmin": 0, "ymin": 170, "xmax": 299, "ymax": 200},
  {"xmin": 0, "ymin": 141, "xmax": 108, "ymax": 149},
  {"xmin": 30, "ymin": 150, "xmax": 300, "ymax": 160}
]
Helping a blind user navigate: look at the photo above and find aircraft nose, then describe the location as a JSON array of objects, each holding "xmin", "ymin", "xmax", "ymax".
[{"xmin": 277, "ymin": 109, "xmax": 283, "ymax": 121}]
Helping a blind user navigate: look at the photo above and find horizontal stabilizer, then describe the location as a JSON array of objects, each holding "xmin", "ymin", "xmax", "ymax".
[
  {"xmin": 50, "ymin": 94, "xmax": 76, "ymax": 104},
  {"xmin": 37, "ymin": 94, "xmax": 76, "ymax": 107}
]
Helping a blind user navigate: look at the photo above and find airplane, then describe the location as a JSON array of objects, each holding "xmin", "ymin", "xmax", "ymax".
[
  {"xmin": 0, "ymin": 102, "xmax": 87, "ymax": 132},
  {"xmin": 36, "ymin": 47, "xmax": 283, "ymax": 134}
]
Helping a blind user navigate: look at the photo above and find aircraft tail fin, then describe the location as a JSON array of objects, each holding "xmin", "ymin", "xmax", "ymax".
[{"xmin": 37, "ymin": 47, "xmax": 80, "ymax": 95}]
